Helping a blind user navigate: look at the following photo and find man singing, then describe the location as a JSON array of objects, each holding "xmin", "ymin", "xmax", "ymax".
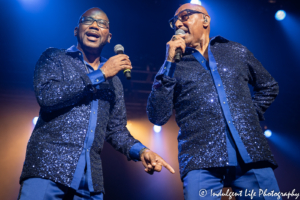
[
  {"xmin": 18, "ymin": 7, "xmax": 174, "ymax": 200},
  {"xmin": 147, "ymin": 3, "xmax": 281, "ymax": 200}
]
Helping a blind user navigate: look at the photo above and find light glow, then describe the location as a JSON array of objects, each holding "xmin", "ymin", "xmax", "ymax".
[
  {"xmin": 264, "ymin": 130, "xmax": 272, "ymax": 138},
  {"xmin": 153, "ymin": 125, "xmax": 162, "ymax": 133},
  {"xmin": 275, "ymin": 10, "xmax": 286, "ymax": 21},
  {"xmin": 32, "ymin": 117, "xmax": 39, "ymax": 125},
  {"xmin": 190, "ymin": 0, "xmax": 201, "ymax": 5}
]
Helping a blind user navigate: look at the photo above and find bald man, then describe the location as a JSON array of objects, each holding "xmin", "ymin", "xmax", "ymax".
[
  {"xmin": 147, "ymin": 3, "xmax": 281, "ymax": 200},
  {"xmin": 18, "ymin": 7, "xmax": 174, "ymax": 200}
]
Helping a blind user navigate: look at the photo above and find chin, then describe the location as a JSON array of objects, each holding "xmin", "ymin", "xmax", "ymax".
[{"xmin": 83, "ymin": 42, "xmax": 101, "ymax": 49}]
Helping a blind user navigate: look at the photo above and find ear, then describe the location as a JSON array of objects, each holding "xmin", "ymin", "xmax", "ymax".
[
  {"xmin": 107, "ymin": 32, "xmax": 112, "ymax": 43},
  {"xmin": 74, "ymin": 27, "xmax": 78, "ymax": 37},
  {"xmin": 203, "ymin": 16, "xmax": 210, "ymax": 28}
]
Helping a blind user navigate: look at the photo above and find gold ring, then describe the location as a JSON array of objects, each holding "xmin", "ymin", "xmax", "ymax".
[{"xmin": 172, "ymin": 36, "xmax": 177, "ymax": 41}]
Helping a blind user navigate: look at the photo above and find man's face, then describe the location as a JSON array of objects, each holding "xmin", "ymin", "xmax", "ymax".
[
  {"xmin": 174, "ymin": 4, "xmax": 209, "ymax": 47},
  {"xmin": 75, "ymin": 9, "xmax": 112, "ymax": 52}
]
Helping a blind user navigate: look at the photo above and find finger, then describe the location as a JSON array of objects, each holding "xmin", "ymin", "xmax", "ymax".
[
  {"xmin": 154, "ymin": 163, "xmax": 162, "ymax": 172},
  {"xmin": 148, "ymin": 153, "xmax": 157, "ymax": 167},
  {"xmin": 120, "ymin": 60, "xmax": 131, "ymax": 66},
  {"xmin": 120, "ymin": 65, "xmax": 133, "ymax": 70},
  {"xmin": 179, "ymin": 42, "xmax": 186, "ymax": 53},
  {"xmin": 170, "ymin": 42, "xmax": 186, "ymax": 54},
  {"xmin": 177, "ymin": 34, "xmax": 186, "ymax": 39},
  {"xmin": 115, "ymin": 54, "xmax": 130, "ymax": 61},
  {"xmin": 141, "ymin": 156, "xmax": 148, "ymax": 168},
  {"xmin": 144, "ymin": 153, "xmax": 153, "ymax": 170},
  {"xmin": 172, "ymin": 39, "xmax": 186, "ymax": 53},
  {"xmin": 160, "ymin": 159, "xmax": 175, "ymax": 174},
  {"xmin": 171, "ymin": 34, "xmax": 186, "ymax": 41}
]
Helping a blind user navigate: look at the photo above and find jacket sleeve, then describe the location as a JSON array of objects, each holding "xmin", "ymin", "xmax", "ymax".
[
  {"xmin": 245, "ymin": 48, "xmax": 279, "ymax": 121},
  {"xmin": 33, "ymin": 48, "xmax": 98, "ymax": 112},
  {"xmin": 105, "ymin": 77, "xmax": 142, "ymax": 160},
  {"xmin": 146, "ymin": 61, "xmax": 177, "ymax": 125}
]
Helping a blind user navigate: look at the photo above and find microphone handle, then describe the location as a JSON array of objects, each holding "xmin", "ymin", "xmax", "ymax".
[
  {"xmin": 116, "ymin": 50, "xmax": 131, "ymax": 80},
  {"xmin": 175, "ymin": 48, "xmax": 182, "ymax": 63}
]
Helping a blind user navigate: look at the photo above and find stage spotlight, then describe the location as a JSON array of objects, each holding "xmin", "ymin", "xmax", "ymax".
[
  {"xmin": 275, "ymin": 10, "xmax": 286, "ymax": 21},
  {"xmin": 264, "ymin": 130, "xmax": 272, "ymax": 138},
  {"xmin": 153, "ymin": 125, "xmax": 162, "ymax": 133},
  {"xmin": 32, "ymin": 117, "xmax": 39, "ymax": 126},
  {"xmin": 190, "ymin": 0, "xmax": 201, "ymax": 5}
]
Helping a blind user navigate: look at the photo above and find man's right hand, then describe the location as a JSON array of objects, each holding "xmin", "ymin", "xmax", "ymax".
[
  {"xmin": 166, "ymin": 34, "xmax": 186, "ymax": 63},
  {"xmin": 101, "ymin": 54, "xmax": 132, "ymax": 79}
]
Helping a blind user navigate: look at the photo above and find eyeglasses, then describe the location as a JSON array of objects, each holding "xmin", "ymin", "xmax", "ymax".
[
  {"xmin": 169, "ymin": 9, "xmax": 207, "ymax": 29},
  {"xmin": 79, "ymin": 16, "xmax": 109, "ymax": 29}
]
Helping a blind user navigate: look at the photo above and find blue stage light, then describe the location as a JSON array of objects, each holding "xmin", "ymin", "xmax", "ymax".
[
  {"xmin": 190, "ymin": 0, "xmax": 201, "ymax": 5},
  {"xmin": 32, "ymin": 117, "xmax": 39, "ymax": 125},
  {"xmin": 18, "ymin": 0, "xmax": 48, "ymax": 12},
  {"xmin": 275, "ymin": 10, "xmax": 286, "ymax": 21},
  {"xmin": 153, "ymin": 125, "xmax": 162, "ymax": 133},
  {"xmin": 264, "ymin": 130, "xmax": 272, "ymax": 138}
]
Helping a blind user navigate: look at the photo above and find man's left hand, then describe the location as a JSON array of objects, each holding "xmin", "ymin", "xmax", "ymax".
[{"xmin": 140, "ymin": 150, "xmax": 175, "ymax": 175}]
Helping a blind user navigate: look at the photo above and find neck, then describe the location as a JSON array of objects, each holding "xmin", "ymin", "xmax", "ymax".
[
  {"xmin": 194, "ymin": 34, "xmax": 210, "ymax": 60},
  {"xmin": 77, "ymin": 44, "xmax": 102, "ymax": 70}
]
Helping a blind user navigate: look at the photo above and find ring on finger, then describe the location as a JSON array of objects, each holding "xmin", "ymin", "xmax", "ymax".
[{"xmin": 172, "ymin": 36, "xmax": 177, "ymax": 41}]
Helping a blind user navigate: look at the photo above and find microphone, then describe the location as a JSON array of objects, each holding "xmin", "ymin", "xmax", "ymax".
[
  {"xmin": 174, "ymin": 29, "xmax": 185, "ymax": 63},
  {"xmin": 114, "ymin": 44, "xmax": 131, "ymax": 80}
]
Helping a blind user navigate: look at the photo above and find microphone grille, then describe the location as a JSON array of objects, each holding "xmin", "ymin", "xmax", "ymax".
[
  {"xmin": 114, "ymin": 44, "xmax": 124, "ymax": 53},
  {"xmin": 175, "ymin": 29, "xmax": 185, "ymax": 35}
]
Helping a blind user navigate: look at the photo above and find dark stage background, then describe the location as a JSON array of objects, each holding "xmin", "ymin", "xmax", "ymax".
[{"xmin": 0, "ymin": 0, "xmax": 299, "ymax": 199}]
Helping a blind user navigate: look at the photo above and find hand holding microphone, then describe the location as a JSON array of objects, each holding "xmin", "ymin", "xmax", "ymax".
[
  {"xmin": 114, "ymin": 44, "xmax": 131, "ymax": 80},
  {"xmin": 166, "ymin": 29, "xmax": 186, "ymax": 63},
  {"xmin": 100, "ymin": 44, "xmax": 132, "ymax": 80}
]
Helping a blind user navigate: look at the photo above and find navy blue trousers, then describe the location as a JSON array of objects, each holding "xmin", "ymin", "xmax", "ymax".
[
  {"xmin": 18, "ymin": 170, "xmax": 103, "ymax": 200},
  {"xmin": 183, "ymin": 157, "xmax": 281, "ymax": 200}
]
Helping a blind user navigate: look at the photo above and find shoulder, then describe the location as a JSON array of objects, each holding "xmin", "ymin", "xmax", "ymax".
[
  {"xmin": 228, "ymin": 41, "xmax": 247, "ymax": 51},
  {"xmin": 35, "ymin": 48, "xmax": 67, "ymax": 70},
  {"xmin": 211, "ymin": 36, "xmax": 247, "ymax": 51},
  {"xmin": 41, "ymin": 47, "xmax": 65, "ymax": 59}
]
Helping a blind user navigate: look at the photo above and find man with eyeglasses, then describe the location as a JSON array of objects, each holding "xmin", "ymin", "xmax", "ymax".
[
  {"xmin": 18, "ymin": 7, "xmax": 175, "ymax": 200},
  {"xmin": 147, "ymin": 3, "xmax": 281, "ymax": 200}
]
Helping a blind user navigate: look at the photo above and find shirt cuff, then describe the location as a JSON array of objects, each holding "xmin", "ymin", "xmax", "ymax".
[
  {"xmin": 160, "ymin": 60, "xmax": 176, "ymax": 78},
  {"xmin": 87, "ymin": 70, "xmax": 105, "ymax": 85},
  {"xmin": 129, "ymin": 143, "xmax": 148, "ymax": 161}
]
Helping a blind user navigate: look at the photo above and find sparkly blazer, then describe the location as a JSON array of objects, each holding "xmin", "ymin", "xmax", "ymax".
[
  {"xmin": 20, "ymin": 48, "xmax": 141, "ymax": 192},
  {"xmin": 147, "ymin": 36, "xmax": 279, "ymax": 179}
]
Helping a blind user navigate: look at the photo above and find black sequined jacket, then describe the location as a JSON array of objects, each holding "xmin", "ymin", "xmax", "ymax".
[
  {"xmin": 20, "ymin": 48, "xmax": 140, "ymax": 192},
  {"xmin": 147, "ymin": 36, "xmax": 279, "ymax": 180}
]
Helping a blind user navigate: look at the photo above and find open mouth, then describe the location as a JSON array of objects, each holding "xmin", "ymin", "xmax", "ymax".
[{"xmin": 86, "ymin": 31, "xmax": 100, "ymax": 39}]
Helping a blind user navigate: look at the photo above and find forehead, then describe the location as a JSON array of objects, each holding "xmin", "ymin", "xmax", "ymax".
[
  {"xmin": 175, "ymin": 4, "xmax": 206, "ymax": 16},
  {"xmin": 82, "ymin": 10, "xmax": 108, "ymax": 21}
]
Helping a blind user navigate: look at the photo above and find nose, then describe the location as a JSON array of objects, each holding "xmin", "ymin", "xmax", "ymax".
[
  {"xmin": 89, "ymin": 21, "xmax": 99, "ymax": 30},
  {"xmin": 175, "ymin": 19, "xmax": 184, "ymax": 30}
]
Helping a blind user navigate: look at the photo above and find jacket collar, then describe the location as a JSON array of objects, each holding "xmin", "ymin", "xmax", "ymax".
[
  {"xmin": 65, "ymin": 45, "xmax": 108, "ymax": 63},
  {"xmin": 184, "ymin": 35, "xmax": 229, "ymax": 55}
]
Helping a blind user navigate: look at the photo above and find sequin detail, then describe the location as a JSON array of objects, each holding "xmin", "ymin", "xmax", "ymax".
[
  {"xmin": 147, "ymin": 36, "xmax": 279, "ymax": 179},
  {"xmin": 20, "ymin": 48, "xmax": 140, "ymax": 192}
]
